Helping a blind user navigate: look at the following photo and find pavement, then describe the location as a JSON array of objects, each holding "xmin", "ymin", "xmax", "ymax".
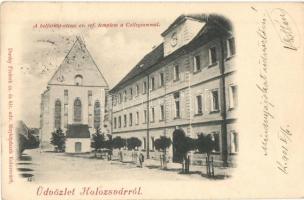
[{"xmin": 16, "ymin": 149, "xmax": 233, "ymax": 183}]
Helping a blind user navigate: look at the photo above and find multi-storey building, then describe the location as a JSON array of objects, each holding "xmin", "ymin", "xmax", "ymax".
[
  {"xmin": 109, "ymin": 14, "xmax": 238, "ymax": 166},
  {"xmin": 40, "ymin": 37, "xmax": 109, "ymax": 152}
]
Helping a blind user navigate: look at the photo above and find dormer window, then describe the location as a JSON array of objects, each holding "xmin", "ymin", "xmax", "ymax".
[{"xmin": 75, "ymin": 74, "xmax": 83, "ymax": 86}]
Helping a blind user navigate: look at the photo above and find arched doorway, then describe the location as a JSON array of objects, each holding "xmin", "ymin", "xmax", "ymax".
[{"xmin": 172, "ymin": 128, "xmax": 186, "ymax": 163}]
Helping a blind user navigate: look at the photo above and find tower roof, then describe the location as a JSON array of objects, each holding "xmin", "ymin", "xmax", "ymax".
[{"xmin": 48, "ymin": 36, "xmax": 108, "ymax": 87}]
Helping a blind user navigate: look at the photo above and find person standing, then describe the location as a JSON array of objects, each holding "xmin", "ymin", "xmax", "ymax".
[{"xmin": 139, "ymin": 152, "xmax": 144, "ymax": 168}]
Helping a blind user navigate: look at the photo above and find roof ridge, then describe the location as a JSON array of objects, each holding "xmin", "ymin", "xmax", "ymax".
[{"xmin": 47, "ymin": 37, "xmax": 79, "ymax": 85}]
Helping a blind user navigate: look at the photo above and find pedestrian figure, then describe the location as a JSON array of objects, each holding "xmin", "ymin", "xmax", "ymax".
[
  {"xmin": 139, "ymin": 152, "xmax": 144, "ymax": 168},
  {"xmin": 119, "ymin": 150, "xmax": 123, "ymax": 162}
]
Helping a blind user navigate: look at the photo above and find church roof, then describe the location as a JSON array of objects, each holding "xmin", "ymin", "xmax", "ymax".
[
  {"xmin": 48, "ymin": 36, "xmax": 108, "ymax": 87},
  {"xmin": 110, "ymin": 14, "xmax": 232, "ymax": 93},
  {"xmin": 66, "ymin": 124, "xmax": 90, "ymax": 138}
]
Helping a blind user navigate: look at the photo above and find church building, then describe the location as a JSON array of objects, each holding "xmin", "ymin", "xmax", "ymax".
[{"xmin": 40, "ymin": 36, "xmax": 109, "ymax": 153}]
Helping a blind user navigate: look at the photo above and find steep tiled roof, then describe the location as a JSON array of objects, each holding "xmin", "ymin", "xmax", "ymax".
[
  {"xmin": 110, "ymin": 14, "xmax": 232, "ymax": 92},
  {"xmin": 48, "ymin": 36, "xmax": 108, "ymax": 87}
]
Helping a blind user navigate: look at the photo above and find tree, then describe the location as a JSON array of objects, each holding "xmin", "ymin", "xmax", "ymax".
[
  {"xmin": 154, "ymin": 136, "xmax": 172, "ymax": 169},
  {"xmin": 126, "ymin": 137, "xmax": 142, "ymax": 150},
  {"xmin": 104, "ymin": 134, "xmax": 113, "ymax": 160},
  {"xmin": 16, "ymin": 121, "xmax": 40, "ymax": 157},
  {"xmin": 196, "ymin": 133, "xmax": 216, "ymax": 176},
  {"xmin": 112, "ymin": 136, "xmax": 125, "ymax": 150},
  {"xmin": 126, "ymin": 137, "xmax": 142, "ymax": 163},
  {"xmin": 112, "ymin": 136, "xmax": 126, "ymax": 162},
  {"xmin": 18, "ymin": 134, "xmax": 28, "ymax": 156},
  {"xmin": 50, "ymin": 128, "xmax": 66, "ymax": 152},
  {"xmin": 173, "ymin": 130, "xmax": 196, "ymax": 173},
  {"xmin": 91, "ymin": 128, "xmax": 105, "ymax": 157},
  {"xmin": 26, "ymin": 133, "xmax": 40, "ymax": 149}
]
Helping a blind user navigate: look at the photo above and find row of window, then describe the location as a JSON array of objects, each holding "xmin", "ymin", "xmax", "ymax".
[
  {"xmin": 54, "ymin": 90, "xmax": 101, "ymax": 129},
  {"xmin": 114, "ymin": 38, "xmax": 236, "ymax": 106},
  {"xmin": 113, "ymin": 85, "xmax": 237, "ymax": 129}
]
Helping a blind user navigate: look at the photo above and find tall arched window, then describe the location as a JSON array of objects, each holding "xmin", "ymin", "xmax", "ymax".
[
  {"xmin": 54, "ymin": 99, "xmax": 61, "ymax": 129},
  {"xmin": 94, "ymin": 100, "xmax": 101, "ymax": 128},
  {"xmin": 74, "ymin": 98, "xmax": 82, "ymax": 122},
  {"xmin": 74, "ymin": 74, "xmax": 83, "ymax": 86}
]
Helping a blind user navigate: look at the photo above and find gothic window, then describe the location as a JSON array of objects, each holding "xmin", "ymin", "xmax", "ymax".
[
  {"xmin": 94, "ymin": 100, "xmax": 101, "ymax": 128},
  {"xmin": 54, "ymin": 99, "xmax": 61, "ymax": 129},
  {"xmin": 74, "ymin": 98, "xmax": 82, "ymax": 122}
]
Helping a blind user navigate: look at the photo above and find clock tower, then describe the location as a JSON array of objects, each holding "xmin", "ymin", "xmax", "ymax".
[{"xmin": 162, "ymin": 14, "xmax": 206, "ymax": 57}]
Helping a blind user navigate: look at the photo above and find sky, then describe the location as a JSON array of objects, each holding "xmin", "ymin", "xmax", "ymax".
[{"xmin": 18, "ymin": 17, "xmax": 174, "ymax": 128}]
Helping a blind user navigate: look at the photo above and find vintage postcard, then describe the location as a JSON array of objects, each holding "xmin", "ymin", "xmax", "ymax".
[{"xmin": 1, "ymin": 2, "xmax": 304, "ymax": 200}]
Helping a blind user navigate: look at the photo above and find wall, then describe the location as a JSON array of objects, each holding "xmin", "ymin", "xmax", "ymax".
[{"xmin": 65, "ymin": 138, "xmax": 91, "ymax": 153}]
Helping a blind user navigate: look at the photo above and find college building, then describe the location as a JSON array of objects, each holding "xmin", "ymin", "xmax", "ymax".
[
  {"xmin": 40, "ymin": 36, "xmax": 109, "ymax": 152},
  {"xmin": 109, "ymin": 14, "xmax": 238, "ymax": 166}
]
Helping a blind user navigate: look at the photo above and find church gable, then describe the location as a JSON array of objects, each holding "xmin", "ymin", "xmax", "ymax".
[{"xmin": 48, "ymin": 37, "xmax": 108, "ymax": 87}]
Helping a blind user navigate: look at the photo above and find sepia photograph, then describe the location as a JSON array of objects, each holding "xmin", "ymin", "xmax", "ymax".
[
  {"xmin": 17, "ymin": 13, "xmax": 237, "ymax": 183},
  {"xmin": 1, "ymin": 2, "xmax": 304, "ymax": 200}
]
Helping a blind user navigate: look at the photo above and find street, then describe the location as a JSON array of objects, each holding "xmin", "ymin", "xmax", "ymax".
[{"xmin": 17, "ymin": 149, "xmax": 230, "ymax": 183}]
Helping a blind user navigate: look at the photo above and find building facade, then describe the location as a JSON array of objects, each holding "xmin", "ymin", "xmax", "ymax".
[
  {"xmin": 40, "ymin": 37, "xmax": 109, "ymax": 152},
  {"xmin": 109, "ymin": 14, "xmax": 238, "ymax": 166}
]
